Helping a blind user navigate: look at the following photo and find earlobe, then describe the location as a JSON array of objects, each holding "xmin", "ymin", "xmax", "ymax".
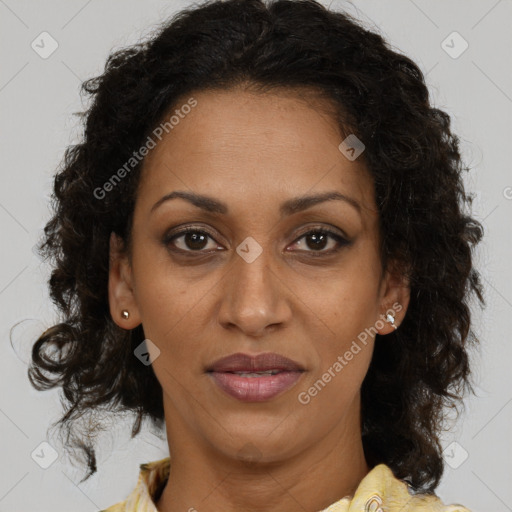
[
  {"xmin": 377, "ymin": 264, "xmax": 411, "ymax": 335},
  {"xmin": 108, "ymin": 232, "xmax": 142, "ymax": 329}
]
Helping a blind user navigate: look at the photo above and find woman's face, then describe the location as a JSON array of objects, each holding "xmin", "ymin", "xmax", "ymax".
[{"xmin": 109, "ymin": 87, "xmax": 409, "ymax": 464}]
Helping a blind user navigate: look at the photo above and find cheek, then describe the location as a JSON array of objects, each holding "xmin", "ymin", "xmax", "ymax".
[
  {"xmin": 297, "ymin": 339, "xmax": 374, "ymax": 417},
  {"xmin": 299, "ymin": 246, "xmax": 380, "ymax": 393},
  {"xmin": 304, "ymin": 261, "xmax": 381, "ymax": 343},
  {"xmin": 131, "ymin": 242, "xmax": 206, "ymax": 333},
  {"xmin": 132, "ymin": 281, "xmax": 209, "ymax": 381}
]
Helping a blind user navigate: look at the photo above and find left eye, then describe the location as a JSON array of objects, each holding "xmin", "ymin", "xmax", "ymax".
[{"xmin": 290, "ymin": 229, "xmax": 349, "ymax": 253}]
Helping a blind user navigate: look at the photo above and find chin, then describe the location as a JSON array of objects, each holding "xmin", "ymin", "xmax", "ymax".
[{"xmin": 210, "ymin": 429, "xmax": 306, "ymax": 465}]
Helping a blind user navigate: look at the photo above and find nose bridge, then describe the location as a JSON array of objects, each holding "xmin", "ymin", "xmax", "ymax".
[
  {"xmin": 232, "ymin": 235, "xmax": 275, "ymax": 300},
  {"xmin": 219, "ymin": 235, "xmax": 287, "ymax": 334}
]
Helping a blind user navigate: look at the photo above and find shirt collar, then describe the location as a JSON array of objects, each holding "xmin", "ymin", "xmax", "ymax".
[{"xmin": 113, "ymin": 456, "xmax": 467, "ymax": 512}]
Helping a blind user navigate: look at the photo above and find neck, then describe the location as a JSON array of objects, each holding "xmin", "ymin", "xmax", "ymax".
[
  {"xmin": 156, "ymin": 396, "xmax": 370, "ymax": 512},
  {"xmin": 156, "ymin": 446, "xmax": 370, "ymax": 512}
]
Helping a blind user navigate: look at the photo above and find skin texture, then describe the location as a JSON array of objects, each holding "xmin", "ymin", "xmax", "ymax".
[{"xmin": 108, "ymin": 87, "xmax": 410, "ymax": 512}]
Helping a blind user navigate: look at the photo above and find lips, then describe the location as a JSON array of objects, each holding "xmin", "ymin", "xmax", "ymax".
[
  {"xmin": 207, "ymin": 352, "xmax": 305, "ymax": 373},
  {"xmin": 206, "ymin": 352, "xmax": 305, "ymax": 402},
  {"xmin": 206, "ymin": 352, "xmax": 304, "ymax": 373}
]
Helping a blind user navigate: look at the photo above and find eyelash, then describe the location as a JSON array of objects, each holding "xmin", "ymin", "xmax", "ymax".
[{"xmin": 163, "ymin": 225, "xmax": 350, "ymax": 257}]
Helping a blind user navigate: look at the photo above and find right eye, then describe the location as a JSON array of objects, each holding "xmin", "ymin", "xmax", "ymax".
[{"xmin": 163, "ymin": 226, "xmax": 222, "ymax": 253}]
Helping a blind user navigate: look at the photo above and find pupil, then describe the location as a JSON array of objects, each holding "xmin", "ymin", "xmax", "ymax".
[
  {"xmin": 307, "ymin": 233, "xmax": 327, "ymax": 250},
  {"xmin": 186, "ymin": 232, "xmax": 207, "ymax": 250}
]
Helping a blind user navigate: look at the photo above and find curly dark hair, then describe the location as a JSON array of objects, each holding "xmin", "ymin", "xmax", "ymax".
[{"xmin": 25, "ymin": 0, "xmax": 485, "ymax": 492}]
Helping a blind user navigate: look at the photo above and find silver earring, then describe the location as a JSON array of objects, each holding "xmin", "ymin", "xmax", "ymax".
[
  {"xmin": 121, "ymin": 310, "xmax": 130, "ymax": 320},
  {"xmin": 386, "ymin": 312, "xmax": 397, "ymax": 330}
]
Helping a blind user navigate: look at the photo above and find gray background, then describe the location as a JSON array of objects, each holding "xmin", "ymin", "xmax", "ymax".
[{"xmin": 1, "ymin": 0, "xmax": 511, "ymax": 511}]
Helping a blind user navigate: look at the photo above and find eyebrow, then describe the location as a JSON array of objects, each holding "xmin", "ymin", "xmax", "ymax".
[{"xmin": 150, "ymin": 190, "xmax": 361, "ymax": 217}]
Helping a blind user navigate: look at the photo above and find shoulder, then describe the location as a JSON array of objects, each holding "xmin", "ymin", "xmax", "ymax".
[
  {"xmin": 97, "ymin": 457, "xmax": 171, "ymax": 512},
  {"xmin": 349, "ymin": 464, "xmax": 472, "ymax": 512}
]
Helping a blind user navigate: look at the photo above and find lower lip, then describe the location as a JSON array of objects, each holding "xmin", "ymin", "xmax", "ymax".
[{"xmin": 209, "ymin": 371, "xmax": 304, "ymax": 402}]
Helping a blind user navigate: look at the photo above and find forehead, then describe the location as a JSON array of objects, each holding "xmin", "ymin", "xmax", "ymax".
[{"xmin": 136, "ymin": 87, "xmax": 375, "ymax": 217}]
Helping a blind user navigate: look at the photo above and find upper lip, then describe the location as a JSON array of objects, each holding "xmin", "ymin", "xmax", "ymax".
[{"xmin": 207, "ymin": 352, "xmax": 305, "ymax": 373}]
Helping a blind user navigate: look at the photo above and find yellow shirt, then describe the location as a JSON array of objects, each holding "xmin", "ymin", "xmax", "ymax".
[{"xmin": 100, "ymin": 457, "xmax": 470, "ymax": 512}]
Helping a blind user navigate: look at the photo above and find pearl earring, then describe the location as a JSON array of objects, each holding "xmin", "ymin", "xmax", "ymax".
[
  {"xmin": 386, "ymin": 311, "xmax": 397, "ymax": 330},
  {"xmin": 121, "ymin": 310, "xmax": 130, "ymax": 320}
]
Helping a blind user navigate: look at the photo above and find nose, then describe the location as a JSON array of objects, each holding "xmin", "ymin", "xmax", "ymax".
[{"xmin": 217, "ymin": 244, "xmax": 292, "ymax": 337}]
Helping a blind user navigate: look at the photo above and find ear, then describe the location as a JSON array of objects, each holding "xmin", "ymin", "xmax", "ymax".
[
  {"xmin": 108, "ymin": 232, "xmax": 142, "ymax": 329},
  {"xmin": 376, "ymin": 260, "xmax": 410, "ymax": 335}
]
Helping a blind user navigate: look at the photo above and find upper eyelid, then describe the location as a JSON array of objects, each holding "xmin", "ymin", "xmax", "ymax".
[{"xmin": 167, "ymin": 223, "xmax": 346, "ymax": 239}]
